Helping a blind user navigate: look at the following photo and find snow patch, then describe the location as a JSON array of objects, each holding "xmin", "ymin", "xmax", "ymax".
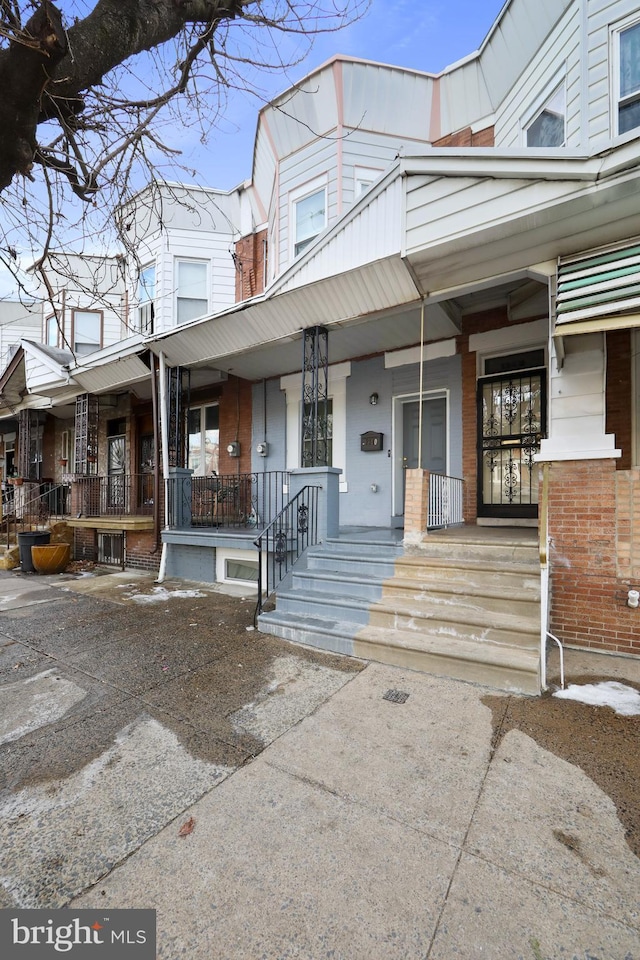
[
  {"xmin": 126, "ymin": 586, "xmax": 207, "ymax": 604},
  {"xmin": 553, "ymin": 681, "xmax": 640, "ymax": 716}
]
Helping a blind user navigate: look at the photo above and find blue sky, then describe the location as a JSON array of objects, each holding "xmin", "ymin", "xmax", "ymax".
[{"xmin": 178, "ymin": 0, "xmax": 508, "ymax": 190}]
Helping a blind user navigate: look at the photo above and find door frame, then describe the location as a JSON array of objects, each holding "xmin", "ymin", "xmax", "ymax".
[
  {"xmin": 476, "ymin": 365, "xmax": 547, "ymax": 520},
  {"xmin": 392, "ymin": 389, "xmax": 449, "ymax": 518}
]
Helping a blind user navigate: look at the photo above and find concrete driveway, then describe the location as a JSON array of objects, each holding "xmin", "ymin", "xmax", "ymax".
[{"xmin": 0, "ymin": 568, "xmax": 639, "ymax": 959}]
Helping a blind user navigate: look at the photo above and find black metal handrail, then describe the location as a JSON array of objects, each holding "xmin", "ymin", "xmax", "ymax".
[
  {"xmin": 1, "ymin": 481, "xmax": 70, "ymax": 547},
  {"xmin": 253, "ymin": 484, "xmax": 319, "ymax": 621}
]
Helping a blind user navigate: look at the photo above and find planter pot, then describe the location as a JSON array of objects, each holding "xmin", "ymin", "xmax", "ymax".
[{"xmin": 31, "ymin": 542, "xmax": 71, "ymax": 575}]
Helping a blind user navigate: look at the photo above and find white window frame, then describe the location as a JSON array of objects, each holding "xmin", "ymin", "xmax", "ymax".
[
  {"xmin": 611, "ymin": 15, "xmax": 640, "ymax": 139},
  {"xmin": 187, "ymin": 402, "xmax": 219, "ymax": 476},
  {"xmin": 175, "ymin": 258, "xmax": 209, "ymax": 325},
  {"xmin": 289, "ymin": 175, "xmax": 328, "ymax": 259},
  {"xmin": 72, "ymin": 309, "xmax": 102, "ymax": 356},
  {"xmin": 354, "ymin": 166, "xmax": 382, "ymax": 197},
  {"xmin": 216, "ymin": 548, "xmax": 265, "ymax": 590},
  {"xmin": 521, "ymin": 75, "xmax": 566, "ymax": 147},
  {"xmin": 137, "ymin": 262, "xmax": 155, "ymax": 334},
  {"xmin": 280, "ymin": 361, "xmax": 351, "ymax": 492},
  {"xmin": 45, "ymin": 314, "xmax": 58, "ymax": 348}
]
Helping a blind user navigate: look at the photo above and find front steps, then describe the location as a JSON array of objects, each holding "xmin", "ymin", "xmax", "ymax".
[{"xmin": 257, "ymin": 532, "xmax": 541, "ymax": 694}]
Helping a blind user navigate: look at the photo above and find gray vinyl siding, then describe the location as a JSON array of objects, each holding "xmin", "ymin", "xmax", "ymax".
[
  {"xmin": 251, "ymin": 378, "xmax": 287, "ymax": 473},
  {"xmin": 391, "ymin": 354, "xmax": 463, "ymax": 480}
]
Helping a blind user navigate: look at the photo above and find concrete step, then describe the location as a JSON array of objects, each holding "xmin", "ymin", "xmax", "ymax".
[
  {"xmin": 407, "ymin": 537, "xmax": 538, "ymax": 565},
  {"xmin": 257, "ymin": 611, "xmax": 540, "ymax": 695},
  {"xmin": 274, "ymin": 587, "xmax": 538, "ymax": 650},
  {"xmin": 292, "ymin": 569, "xmax": 387, "ymax": 602},
  {"xmin": 394, "ymin": 553, "xmax": 540, "ymax": 582},
  {"xmin": 384, "ymin": 577, "xmax": 540, "ymax": 619},
  {"xmin": 306, "ymin": 551, "xmax": 398, "ymax": 578}
]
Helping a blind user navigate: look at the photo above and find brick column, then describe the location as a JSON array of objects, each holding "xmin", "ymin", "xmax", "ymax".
[{"xmin": 403, "ymin": 468, "xmax": 429, "ymax": 544}]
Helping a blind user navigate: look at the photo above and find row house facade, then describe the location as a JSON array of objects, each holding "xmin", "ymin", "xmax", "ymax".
[{"xmin": 2, "ymin": 0, "xmax": 640, "ymax": 691}]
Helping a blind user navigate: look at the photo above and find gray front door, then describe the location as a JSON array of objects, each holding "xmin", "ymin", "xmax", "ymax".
[{"xmin": 403, "ymin": 397, "xmax": 447, "ymax": 474}]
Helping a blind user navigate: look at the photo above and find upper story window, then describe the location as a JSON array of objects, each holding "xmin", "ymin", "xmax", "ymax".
[
  {"xmin": 354, "ymin": 166, "xmax": 382, "ymax": 197},
  {"xmin": 72, "ymin": 310, "xmax": 102, "ymax": 357},
  {"xmin": 137, "ymin": 263, "xmax": 155, "ymax": 334},
  {"xmin": 45, "ymin": 315, "xmax": 58, "ymax": 348},
  {"xmin": 176, "ymin": 259, "xmax": 208, "ymax": 324},
  {"xmin": 615, "ymin": 19, "xmax": 640, "ymax": 135},
  {"xmin": 292, "ymin": 178, "xmax": 327, "ymax": 257},
  {"xmin": 525, "ymin": 84, "xmax": 565, "ymax": 147}
]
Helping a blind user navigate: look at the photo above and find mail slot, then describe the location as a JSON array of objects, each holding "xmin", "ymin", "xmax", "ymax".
[{"xmin": 361, "ymin": 431, "xmax": 384, "ymax": 452}]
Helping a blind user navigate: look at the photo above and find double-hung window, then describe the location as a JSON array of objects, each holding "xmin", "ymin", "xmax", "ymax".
[
  {"xmin": 176, "ymin": 260, "xmax": 208, "ymax": 324},
  {"xmin": 615, "ymin": 20, "xmax": 640, "ymax": 135},
  {"xmin": 72, "ymin": 310, "xmax": 102, "ymax": 356},
  {"xmin": 292, "ymin": 179, "xmax": 327, "ymax": 257}
]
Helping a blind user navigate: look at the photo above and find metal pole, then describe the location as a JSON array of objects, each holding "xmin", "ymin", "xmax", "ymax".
[{"xmin": 418, "ymin": 300, "xmax": 425, "ymax": 468}]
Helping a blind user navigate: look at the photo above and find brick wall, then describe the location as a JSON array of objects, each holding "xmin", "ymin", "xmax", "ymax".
[
  {"xmin": 433, "ymin": 125, "xmax": 495, "ymax": 148},
  {"xmin": 74, "ymin": 528, "xmax": 96, "ymax": 562},
  {"xmin": 218, "ymin": 376, "xmax": 253, "ymax": 474},
  {"xmin": 125, "ymin": 530, "xmax": 161, "ymax": 573},
  {"xmin": 234, "ymin": 229, "xmax": 268, "ymax": 302},
  {"xmin": 605, "ymin": 330, "xmax": 632, "ymax": 470},
  {"xmin": 458, "ymin": 307, "xmax": 512, "ymax": 523},
  {"xmin": 403, "ymin": 469, "xmax": 429, "ymax": 538},
  {"xmin": 547, "ymin": 458, "xmax": 640, "ymax": 656}
]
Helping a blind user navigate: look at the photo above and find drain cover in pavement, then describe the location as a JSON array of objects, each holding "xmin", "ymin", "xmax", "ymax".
[{"xmin": 382, "ymin": 689, "xmax": 410, "ymax": 704}]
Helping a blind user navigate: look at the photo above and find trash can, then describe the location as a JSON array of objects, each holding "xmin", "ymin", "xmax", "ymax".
[{"xmin": 17, "ymin": 531, "xmax": 50, "ymax": 572}]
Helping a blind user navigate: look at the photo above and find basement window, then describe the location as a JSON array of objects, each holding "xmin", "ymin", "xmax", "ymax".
[{"xmin": 98, "ymin": 532, "xmax": 124, "ymax": 567}]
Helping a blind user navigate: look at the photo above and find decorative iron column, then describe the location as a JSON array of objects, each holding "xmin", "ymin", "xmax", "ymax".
[
  {"xmin": 167, "ymin": 366, "xmax": 191, "ymax": 468},
  {"xmin": 74, "ymin": 394, "xmax": 99, "ymax": 475},
  {"xmin": 301, "ymin": 326, "xmax": 329, "ymax": 467}
]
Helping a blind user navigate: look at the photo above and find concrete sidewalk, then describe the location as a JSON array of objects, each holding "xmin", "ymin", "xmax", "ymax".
[{"xmin": 0, "ymin": 569, "xmax": 639, "ymax": 958}]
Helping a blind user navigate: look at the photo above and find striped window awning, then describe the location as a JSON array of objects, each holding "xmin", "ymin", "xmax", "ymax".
[{"xmin": 555, "ymin": 241, "xmax": 640, "ymax": 337}]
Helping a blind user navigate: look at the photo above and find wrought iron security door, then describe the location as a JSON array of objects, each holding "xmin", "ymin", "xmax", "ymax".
[{"xmin": 478, "ymin": 368, "xmax": 546, "ymax": 519}]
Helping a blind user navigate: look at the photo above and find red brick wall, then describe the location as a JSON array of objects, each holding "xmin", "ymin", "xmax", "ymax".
[
  {"xmin": 234, "ymin": 229, "xmax": 268, "ymax": 302},
  {"xmin": 218, "ymin": 376, "xmax": 253, "ymax": 475},
  {"xmin": 458, "ymin": 307, "xmax": 512, "ymax": 523},
  {"xmin": 74, "ymin": 528, "xmax": 96, "ymax": 562},
  {"xmin": 433, "ymin": 125, "xmax": 495, "ymax": 148},
  {"xmin": 605, "ymin": 330, "xmax": 632, "ymax": 470},
  {"xmin": 125, "ymin": 531, "xmax": 161, "ymax": 573},
  {"xmin": 547, "ymin": 458, "xmax": 640, "ymax": 656}
]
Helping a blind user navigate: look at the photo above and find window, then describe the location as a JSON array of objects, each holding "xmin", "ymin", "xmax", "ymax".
[
  {"xmin": 354, "ymin": 167, "xmax": 382, "ymax": 197},
  {"xmin": 525, "ymin": 85, "xmax": 565, "ymax": 147},
  {"xmin": 72, "ymin": 310, "xmax": 101, "ymax": 356},
  {"xmin": 616, "ymin": 20, "xmax": 640, "ymax": 135},
  {"xmin": 176, "ymin": 260, "xmax": 208, "ymax": 324},
  {"xmin": 137, "ymin": 263, "xmax": 155, "ymax": 334},
  {"xmin": 187, "ymin": 403, "xmax": 219, "ymax": 475},
  {"xmin": 45, "ymin": 315, "xmax": 58, "ymax": 348},
  {"xmin": 293, "ymin": 185, "xmax": 327, "ymax": 257},
  {"xmin": 302, "ymin": 398, "xmax": 333, "ymax": 466}
]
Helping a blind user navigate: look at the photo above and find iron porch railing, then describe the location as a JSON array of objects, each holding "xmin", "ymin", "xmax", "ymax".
[
  {"xmin": 75, "ymin": 474, "xmax": 154, "ymax": 517},
  {"xmin": 168, "ymin": 471, "xmax": 291, "ymax": 530},
  {"xmin": 1, "ymin": 481, "xmax": 70, "ymax": 547},
  {"xmin": 254, "ymin": 484, "xmax": 319, "ymax": 620}
]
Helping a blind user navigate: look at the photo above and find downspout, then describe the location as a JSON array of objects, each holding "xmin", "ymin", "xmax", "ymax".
[
  {"xmin": 539, "ymin": 461, "xmax": 565, "ymax": 692},
  {"xmin": 156, "ymin": 351, "xmax": 171, "ymax": 582},
  {"xmin": 150, "ymin": 352, "xmax": 160, "ymax": 552}
]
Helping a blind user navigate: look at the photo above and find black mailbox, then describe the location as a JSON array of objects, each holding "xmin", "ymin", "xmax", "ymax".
[{"xmin": 361, "ymin": 431, "xmax": 384, "ymax": 452}]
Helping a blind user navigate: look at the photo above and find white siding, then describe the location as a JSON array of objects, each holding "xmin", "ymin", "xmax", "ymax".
[
  {"xmin": 439, "ymin": 59, "xmax": 494, "ymax": 134},
  {"xmin": 0, "ymin": 302, "xmax": 41, "ymax": 370},
  {"xmin": 539, "ymin": 334, "xmax": 618, "ymax": 458},
  {"xmin": 340, "ymin": 61, "xmax": 434, "ymax": 140},
  {"xmin": 404, "ymin": 173, "xmax": 587, "ymax": 257},
  {"xmin": 277, "ymin": 178, "xmax": 403, "ymax": 291},
  {"xmin": 493, "ymin": 3, "xmax": 582, "ymax": 147},
  {"xmin": 340, "ymin": 131, "xmax": 415, "ymax": 210},
  {"xmin": 277, "ymin": 139, "xmax": 339, "ymax": 273},
  {"xmin": 587, "ymin": 0, "xmax": 640, "ymax": 149}
]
